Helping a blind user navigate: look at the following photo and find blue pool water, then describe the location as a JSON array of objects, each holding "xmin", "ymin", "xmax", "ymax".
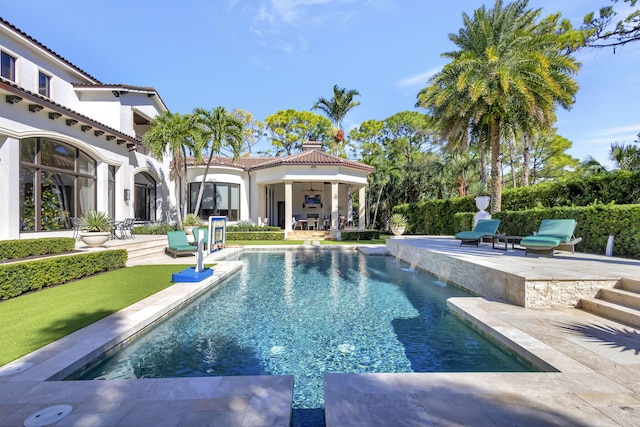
[{"xmin": 70, "ymin": 251, "xmax": 534, "ymax": 411}]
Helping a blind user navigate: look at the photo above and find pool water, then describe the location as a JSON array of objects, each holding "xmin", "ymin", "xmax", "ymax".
[{"xmin": 70, "ymin": 251, "xmax": 534, "ymax": 410}]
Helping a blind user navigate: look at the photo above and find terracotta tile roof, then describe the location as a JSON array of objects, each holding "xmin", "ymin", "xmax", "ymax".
[
  {"xmin": 0, "ymin": 18, "xmax": 101, "ymax": 83},
  {"xmin": 185, "ymin": 151, "xmax": 374, "ymax": 173},
  {"xmin": 251, "ymin": 150, "xmax": 374, "ymax": 172},
  {"xmin": 0, "ymin": 77, "xmax": 139, "ymax": 145}
]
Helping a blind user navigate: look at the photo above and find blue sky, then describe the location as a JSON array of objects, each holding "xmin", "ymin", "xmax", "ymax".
[{"xmin": 3, "ymin": 0, "xmax": 638, "ymax": 166}]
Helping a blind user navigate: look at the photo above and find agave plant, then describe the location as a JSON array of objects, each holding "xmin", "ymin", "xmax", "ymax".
[
  {"xmin": 389, "ymin": 213, "xmax": 408, "ymax": 228},
  {"xmin": 80, "ymin": 210, "xmax": 112, "ymax": 232}
]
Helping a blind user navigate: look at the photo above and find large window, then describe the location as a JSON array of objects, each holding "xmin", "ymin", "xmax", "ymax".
[
  {"xmin": 1, "ymin": 51, "xmax": 16, "ymax": 81},
  {"xmin": 20, "ymin": 138, "xmax": 96, "ymax": 231},
  {"xmin": 188, "ymin": 182, "xmax": 240, "ymax": 221},
  {"xmin": 38, "ymin": 71, "xmax": 51, "ymax": 97}
]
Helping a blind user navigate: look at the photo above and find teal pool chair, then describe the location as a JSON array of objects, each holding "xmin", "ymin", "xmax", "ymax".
[
  {"xmin": 520, "ymin": 219, "xmax": 581, "ymax": 256},
  {"xmin": 165, "ymin": 231, "xmax": 196, "ymax": 258},
  {"xmin": 454, "ymin": 219, "xmax": 501, "ymax": 246},
  {"xmin": 192, "ymin": 227, "xmax": 209, "ymax": 249}
]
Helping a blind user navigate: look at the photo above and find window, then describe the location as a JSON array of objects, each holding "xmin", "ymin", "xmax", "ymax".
[
  {"xmin": 134, "ymin": 172, "xmax": 156, "ymax": 222},
  {"xmin": 188, "ymin": 182, "xmax": 240, "ymax": 221},
  {"xmin": 20, "ymin": 138, "xmax": 97, "ymax": 231},
  {"xmin": 1, "ymin": 51, "xmax": 16, "ymax": 81},
  {"xmin": 38, "ymin": 71, "xmax": 51, "ymax": 97},
  {"xmin": 108, "ymin": 166, "xmax": 116, "ymax": 219}
]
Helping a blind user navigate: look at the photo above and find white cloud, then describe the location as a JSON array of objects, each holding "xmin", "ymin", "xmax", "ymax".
[{"xmin": 396, "ymin": 67, "xmax": 441, "ymax": 90}]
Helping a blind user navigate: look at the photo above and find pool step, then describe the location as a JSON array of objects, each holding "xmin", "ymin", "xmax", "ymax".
[{"xmin": 578, "ymin": 278, "xmax": 640, "ymax": 328}]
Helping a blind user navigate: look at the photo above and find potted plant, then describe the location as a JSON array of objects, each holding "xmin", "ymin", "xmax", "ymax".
[
  {"xmin": 79, "ymin": 210, "xmax": 112, "ymax": 247},
  {"xmin": 389, "ymin": 213, "xmax": 408, "ymax": 236},
  {"xmin": 183, "ymin": 213, "xmax": 203, "ymax": 235}
]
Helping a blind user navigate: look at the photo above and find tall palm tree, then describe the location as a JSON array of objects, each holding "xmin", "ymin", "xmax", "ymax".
[
  {"xmin": 418, "ymin": 0, "xmax": 579, "ymax": 212},
  {"xmin": 143, "ymin": 111, "xmax": 200, "ymax": 225},
  {"xmin": 192, "ymin": 107, "xmax": 244, "ymax": 216},
  {"xmin": 312, "ymin": 85, "xmax": 360, "ymax": 155}
]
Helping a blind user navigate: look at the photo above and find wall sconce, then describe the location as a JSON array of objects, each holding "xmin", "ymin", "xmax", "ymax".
[{"xmin": 124, "ymin": 189, "xmax": 130, "ymax": 202}]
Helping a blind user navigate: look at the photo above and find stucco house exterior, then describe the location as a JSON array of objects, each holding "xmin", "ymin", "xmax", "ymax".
[{"xmin": 0, "ymin": 18, "xmax": 373, "ymax": 241}]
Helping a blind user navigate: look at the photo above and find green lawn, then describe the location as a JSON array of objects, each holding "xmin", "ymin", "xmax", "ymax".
[{"xmin": 0, "ymin": 264, "xmax": 200, "ymax": 366}]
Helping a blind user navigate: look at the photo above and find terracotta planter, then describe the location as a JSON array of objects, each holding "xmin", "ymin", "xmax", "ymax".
[{"xmin": 79, "ymin": 232, "xmax": 110, "ymax": 247}]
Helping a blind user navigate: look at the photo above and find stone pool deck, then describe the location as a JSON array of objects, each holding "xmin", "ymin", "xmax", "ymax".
[{"xmin": 1, "ymin": 237, "xmax": 639, "ymax": 426}]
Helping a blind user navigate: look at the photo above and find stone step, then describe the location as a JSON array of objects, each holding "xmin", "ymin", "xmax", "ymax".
[
  {"xmin": 579, "ymin": 297, "xmax": 640, "ymax": 328},
  {"xmin": 599, "ymin": 288, "xmax": 640, "ymax": 310},
  {"xmin": 618, "ymin": 277, "xmax": 640, "ymax": 293}
]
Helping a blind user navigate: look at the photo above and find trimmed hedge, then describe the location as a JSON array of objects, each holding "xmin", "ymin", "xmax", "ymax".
[
  {"xmin": 453, "ymin": 205, "xmax": 640, "ymax": 259},
  {"xmin": 393, "ymin": 197, "xmax": 476, "ymax": 236},
  {"xmin": 133, "ymin": 223, "xmax": 180, "ymax": 235},
  {"xmin": 227, "ymin": 225, "xmax": 281, "ymax": 232},
  {"xmin": 226, "ymin": 231, "xmax": 285, "ymax": 241},
  {"xmin": 340, "ymin": 230, "xmax": 381, "ymax": 240},
  {"xmin": 0, "ymin": 238, "xmax": 76, "ymax": 261},
  {"xmin": 0, "ymin": 249, "xmax": 128, "ymax": 300}
]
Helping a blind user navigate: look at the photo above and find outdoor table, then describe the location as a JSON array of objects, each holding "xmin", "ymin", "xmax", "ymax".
[{"xmin": 491, "ymin": 234, "xmax": 525, "ymax": 251}]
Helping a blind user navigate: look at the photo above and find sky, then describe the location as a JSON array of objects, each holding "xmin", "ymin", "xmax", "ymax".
[{"xmin": 2, "ymin": 0, "xmax": 639, "ymax": 166}]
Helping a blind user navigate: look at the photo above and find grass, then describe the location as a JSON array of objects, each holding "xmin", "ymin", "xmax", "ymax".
[{"xmin": 0, "ymin": 264, "xmax": 203, "ymax": 366}]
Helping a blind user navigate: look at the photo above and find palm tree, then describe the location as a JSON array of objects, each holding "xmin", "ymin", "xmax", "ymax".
[
  {"xmin": 192, "ymin": 107, "xmax": 244, "ymax": 216},
  {"xmin": 418, "ymin": 0, "xmax": 579, "ymax": 212},
  {"xmin": 312, "ymin": 85, "xmax": 360, "ymax": 155},
  {"xmin": 610, "ymin": 142, "xmax": 640, "ymax": 171},
  {"xmin": 143, "ymin": 111, "xmax": 200, "ymax": 225}
]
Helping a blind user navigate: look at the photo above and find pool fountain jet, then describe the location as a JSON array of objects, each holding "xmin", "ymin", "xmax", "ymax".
[{"xmin": 171, "ymin": 235, "xmax": 214, "ymax": 282}]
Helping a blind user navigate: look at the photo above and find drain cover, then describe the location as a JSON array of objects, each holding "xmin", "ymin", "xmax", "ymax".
[
  {"xmin": 23, "ymin": 405, "xmax": 73, "ymax": 427},
  {"xmin": 0, "ymin": 361, "xmax": 33, "ymax": 377}
]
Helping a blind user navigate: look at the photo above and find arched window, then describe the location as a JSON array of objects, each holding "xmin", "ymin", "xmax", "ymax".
[
  {"xmin": 20, "ymin": 138, "xmax": 96, "ymax": 231},
  {"xmin": 134, "ymin": 172, "xmax": 156, "ymax": 221}
]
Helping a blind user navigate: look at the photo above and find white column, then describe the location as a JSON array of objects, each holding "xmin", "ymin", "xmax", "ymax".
[
  {"xmin": 359, "ymin": 186, "xmax": 366, "ymax": 230},
  {"xmin": 284, "ymin": 181, "xmax": 292, "ymax": 232},
  {"xmin": 331, "ymin": 181, "xmax": 339, "ymax": 239},
  {"xmin": 0, "ymin": 136, "xmax": 20, "ymax": 239}
]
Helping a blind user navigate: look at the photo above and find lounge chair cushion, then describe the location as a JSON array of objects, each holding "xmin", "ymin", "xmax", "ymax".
[
  {"xmin": 520, "ymin": 219, "xmax": 577, "ymax": 252},
  {"xmin": 165, "ymin": 231, "xmax": 196, "ymax": 258},
  {"xmin": 454, "ymin": 219, "xmax": 501, "ymax": 241}
]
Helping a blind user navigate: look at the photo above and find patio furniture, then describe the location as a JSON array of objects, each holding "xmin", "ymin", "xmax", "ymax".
[
  {"xmin": 491, "ymin": 234, "xmax": 525, "ymax": 251},
  {"xmin": 454, "ymin": 219, "xmax": 501, "ymax": 246},
  {"xmin": 307, "ymin": 218, "xmax": 317, "ymax": 230},
  {"xmin": 293, "ymin": 218, "xmax": 306, "ymax": 230},
  {"xmin": 70, "ymin": 217, "xmax": 81, "ymax": 240},
  {"xmin": 165, "ymin": 231, "xmax": 197, "ymax": 258},
  {"xmin": 192, "ymin": 227, "xmax": 209, "ymax": 249},
  {"xmin": 520, "ymin": 219, "xmax": 580, "ymax": 256}
]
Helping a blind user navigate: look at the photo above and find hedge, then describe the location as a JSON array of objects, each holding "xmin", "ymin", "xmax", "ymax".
[
  {"xmin": 453, "ymin": 205, "xmax": 640, "ymax": 259},
  {"xmin": 340, "ymin": 230, "xmax": 381, "ymax": 241},
  {"xmin": 133, "ymin": 223, "xmax": 180, "ymax": 235},
  {"xmin": 0, "ymin": 249, "xmax": 128, "ymax": 300},
  {"xmin": 226, "ymin": 231, "xmax": 285, "ymax": 241},
  {"xmin": 0, "ymin": 238, "xmax": 76, "ymax": 261}
]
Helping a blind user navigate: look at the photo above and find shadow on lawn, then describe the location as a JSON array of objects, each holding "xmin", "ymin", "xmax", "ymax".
[{"xmin": 38, "ymin": 309, "xmax": 117, "ymax": 345}]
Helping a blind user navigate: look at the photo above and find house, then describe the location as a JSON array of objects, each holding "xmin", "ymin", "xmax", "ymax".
[
  {"xmin": 0, "ymin": 18, "xmax": 373, "ymax": 241},
  {"xmin": 0, "ymin": 17, "xmax": 173, "ymax": 240},
  {"xmin": 185, "ymin": 141, "xmax": 373, "ymax": 238}
]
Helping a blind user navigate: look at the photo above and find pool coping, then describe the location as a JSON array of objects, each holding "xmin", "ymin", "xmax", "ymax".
[{"xmin": 1, "ymin": 245, "xmax": 638, "ymax": 426}]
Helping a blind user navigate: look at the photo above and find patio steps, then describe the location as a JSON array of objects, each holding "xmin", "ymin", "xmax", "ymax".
[
  {"xmin": 579, "ymin": 278, "xmax": 640, "ymax": 328},
  {"xmin": 123, "ymin": 236, "xmax": 168, "ymax": 263},
  {"xmin": 287, "ymin": 231, "xmax": 330, "ymax": 240}
]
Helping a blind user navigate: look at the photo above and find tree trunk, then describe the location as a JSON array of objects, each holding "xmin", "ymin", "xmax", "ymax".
[
  {"xmin": 480, "ymin": 138, "xmax": 488, "ymax": 186},
  {"xmin": 372, "ymin": 181, "xmax": 386, "ymax": 229},
  {"xmin": 509, "ymin": 139, "xmax": 516, "ymax": 188},
  {"xmin": 490, "ymin": 119, "xmax": 502, "ymax": 213},
  {"xmin": 522, "ymin": 134, "xmax": 531, "ymax": 186},
  {"xmin": 193, "ymin": 150, "xmax": 215, "ymax": 216}
]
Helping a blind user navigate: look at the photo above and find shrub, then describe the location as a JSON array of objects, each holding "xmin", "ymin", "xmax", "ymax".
[
  {"xmin": 226, "ymin": 231, "xmax": 285, "ymax": 241},
  {"xmin": 227, "ymin": 224, "xmax": 281, "ymax": 232},
  {"xmin": 340, "ymin": 230, "xmax": 381, "ymax": 241},
  {"xmin": 0, "ymin": 238, "xmax": 76, "ymax": 261},
  {"xmin": 134, "ymin": 223, "xmax": 180, "ymax": 235},
  {"xmin": 0, "ymin": 249, "xmax": 128, "ymax": 300}
]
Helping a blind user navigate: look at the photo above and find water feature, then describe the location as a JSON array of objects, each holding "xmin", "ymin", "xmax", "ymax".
[{"xmin": 68, "ymin": 251, "xmax": 535, "ymax": 424}]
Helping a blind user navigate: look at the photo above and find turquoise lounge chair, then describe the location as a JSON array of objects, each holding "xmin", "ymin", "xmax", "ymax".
[
  {"xmin": 454, "ymin": 219, "xmax": 501, "ymax": 246},
  {"xmin": 165, "ymin": 231, "xmax": 196, "ymax": 258},
  {"xmin": 192, "ymin": 227, "xmax": 209, "ymax": 249},
  {"xmin": 520, "ymin": 219, "xmax": 581, "ymax": 256}
]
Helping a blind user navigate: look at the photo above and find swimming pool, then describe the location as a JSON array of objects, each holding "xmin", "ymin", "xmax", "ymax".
[{"xmin": 69, "ymin": 251, "xmax": 534, "ymax": 410}]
